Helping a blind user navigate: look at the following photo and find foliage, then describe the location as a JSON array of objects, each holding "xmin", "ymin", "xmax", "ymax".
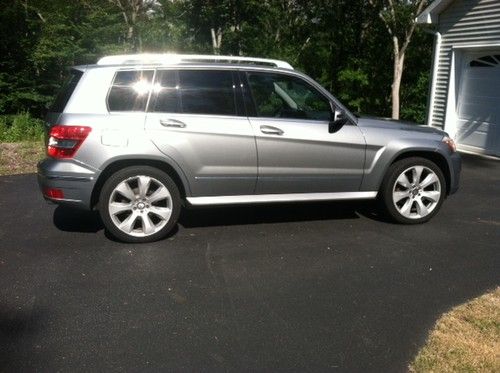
[
  {"xmin": 0, "ymin": 113, "xmax": 45, "ymax": 142},
  {"xmin": 0, "ymin": 0, "xmax": 434, "ymax": 124}
]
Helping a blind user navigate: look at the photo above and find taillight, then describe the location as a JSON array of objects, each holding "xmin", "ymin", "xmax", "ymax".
[{"xmin": 48, "ymin": 125, "xmax": 92, "ymax": 159}]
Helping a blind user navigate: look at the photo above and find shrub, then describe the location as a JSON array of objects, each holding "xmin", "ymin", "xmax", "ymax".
[{"xmin": 0, "ymin": 112, "xmax": 45, "ymax": 142}]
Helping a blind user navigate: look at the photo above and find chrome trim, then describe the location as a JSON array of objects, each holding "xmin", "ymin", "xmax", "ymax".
[
  {"xmin": 45, "ymin": 175, "xmax": 94, "ymax": 182},
  {"xmin": 97, "ymin": 54, "xmax": 294, "ymax": 70},
  {"xmin": 186, "ymin": 191, "xmax": 378, "ymax": 206},
  {"xmin": 44, "ymin": 197, "xmax": 82, "ymax": 203}
]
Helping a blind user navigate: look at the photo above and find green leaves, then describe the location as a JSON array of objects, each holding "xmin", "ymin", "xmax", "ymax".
[
  {"xmin": 0, "ymin": 0, "xmax": 432, "ymax": 123},
  {"xmin": 0, "ymin": 112, "xmax": 45, "ymax": 142}
]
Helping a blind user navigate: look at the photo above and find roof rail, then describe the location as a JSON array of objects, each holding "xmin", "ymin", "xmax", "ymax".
[{"xmin": 97, "ymin": 53, "xmax": 294, "ymax": 70}]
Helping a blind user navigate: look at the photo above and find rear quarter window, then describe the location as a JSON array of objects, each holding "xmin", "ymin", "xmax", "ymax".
[
  {"xmin": 50, "ymin": 70, "xmax": 83, "ymax": 113},
  {"xmin": 107, "ymin": 70, "xmax": 154, "ymax": 112}
]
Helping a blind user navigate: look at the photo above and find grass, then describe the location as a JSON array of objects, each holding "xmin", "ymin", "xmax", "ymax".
[
  {"xmin": 410, "ymin": 287, "xmax": 500, "ymax": 372},
  {"xmin": 0, "ymin": 141, "xmax": 45, "ymax": 176},
  {"xmin": 0, "ymin": 112, "xmax": 46, "ymax": 175},
  {"xmin": 0, "ymin": 112, "xmax": 45, "ymax": 142}
]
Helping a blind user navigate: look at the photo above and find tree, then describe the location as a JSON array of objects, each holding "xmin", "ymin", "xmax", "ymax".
[
  {"xmin": 108, "ymin": 0, "xmax": 162, "ymax": 51},
  {"xmin": 368, "ymin": 0, "xmax": 428, "ymax": 119},
  {"xmin": 0, "ymin": 0, "xmax": 434, "ymax": 124}
]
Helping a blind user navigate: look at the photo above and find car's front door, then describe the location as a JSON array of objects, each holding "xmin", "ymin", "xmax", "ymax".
[
  {"xmin": 145, "ymin": 69, "xmax": 257, "ymax": 196},
  {"xmin": 245, "ymin": 71, "xmax": 366, "ymax": 194}
]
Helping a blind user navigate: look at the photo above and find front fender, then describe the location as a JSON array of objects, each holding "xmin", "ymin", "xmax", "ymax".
[{"xmin": 360, "ymin": 138, "xmax": 447, "ymax": 192}]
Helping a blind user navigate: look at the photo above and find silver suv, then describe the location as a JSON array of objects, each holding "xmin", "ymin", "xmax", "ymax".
[{"xmin": 38, "ymin": 54, "xmax": 461, "ymax": 243}]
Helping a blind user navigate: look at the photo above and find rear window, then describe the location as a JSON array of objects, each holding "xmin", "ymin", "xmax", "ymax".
[
  {"xmin": 179, "ymin": 70, "xmax": 236, "ymax": 116},
  {"xmin": 150, "ymin": 70, "xmax": 237, "ymax": 116},
  {"xmin": 107, "ymin": 70, "xmax": 154, "ymax": 112},
  {"xmin": 50, "ymin": 70, "xmax": 83, "ymax": 112}
]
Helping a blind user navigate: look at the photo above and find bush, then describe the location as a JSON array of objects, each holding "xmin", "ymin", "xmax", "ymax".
[{"xmin": 0, "ymin": 112, "xmax": 45, "ymax": 142}]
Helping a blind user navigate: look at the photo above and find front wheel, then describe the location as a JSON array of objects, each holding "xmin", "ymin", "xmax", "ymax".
[
  {"xmin": 379, "ymin": 157, "xmax": 446, "ymax": 224},
  {"xmin": 99, "ymin": 166, "xmax": 181, "ymax": 243}
]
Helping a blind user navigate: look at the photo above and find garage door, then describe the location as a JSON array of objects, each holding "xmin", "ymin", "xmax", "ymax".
[{"xmin": 457, "ymin": 54, "xmax": 500, "ymax": 157}]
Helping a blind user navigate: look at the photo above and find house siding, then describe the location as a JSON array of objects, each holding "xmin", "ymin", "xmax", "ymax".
[{"xmin": 430, "ymin": 0, "xmax": 500, "ymax": 128}]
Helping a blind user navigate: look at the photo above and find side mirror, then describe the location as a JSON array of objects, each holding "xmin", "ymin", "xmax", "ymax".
[{"xmin": 329, "ymin": 109, "xmax": 347, "ymax": 133}]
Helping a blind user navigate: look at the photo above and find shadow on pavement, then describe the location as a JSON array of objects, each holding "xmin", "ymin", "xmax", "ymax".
[
  {"xmin": 0, "ymin": 306, "xmax": 47, "ymax": 370},
  {"xmin": 180, "ymin": 200, "xmax": 387, "ymax": 228},
  {"xmin": 53, "ymin": 206, "xmax": 103, "ymax": 233},
  {"xmin": 52, "ymin": 199, "xmax": 388, "ymax": 233}
]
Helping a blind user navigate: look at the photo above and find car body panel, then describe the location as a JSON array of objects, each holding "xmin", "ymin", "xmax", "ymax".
[
  {"xmin": 145, "ymin": 113, "xmax": 257, "ymax": 196},
  {"xmin": 249, "ymin": 118, "xmax": 366, "ymax": 193}
]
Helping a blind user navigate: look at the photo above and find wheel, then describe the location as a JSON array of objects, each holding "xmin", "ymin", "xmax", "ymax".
[
  {"xmin": 98, "ymin": 166, "xmax": 181, "ymax": 243},
  {"xmin": 379, "ymin": 157, "xmax": 446, "ymax": 224}
]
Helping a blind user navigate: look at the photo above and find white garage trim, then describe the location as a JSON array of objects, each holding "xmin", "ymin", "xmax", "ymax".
[{"xmin": 427, "ymin": 32, "xmax": 442, "ymax": 127}]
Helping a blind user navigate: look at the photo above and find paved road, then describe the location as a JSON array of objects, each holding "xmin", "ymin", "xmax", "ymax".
[{"xmin": 0, "ymin": 154, "xmax": 499, "ymax": 372}]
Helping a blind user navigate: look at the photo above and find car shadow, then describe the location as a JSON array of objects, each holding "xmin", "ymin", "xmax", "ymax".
[
  {"xmin": 0, "ymin": 305, "xmax": 48, "ymax": 369},
  {"xmin": 179, "ymin": 200, "xmax": 388, "ymax": 228},
  {"xmin": 52, "ymin": 200, "xmax": 389, "ymax": 235},
  {"xmin": 53, "ymin": 206, "xmax": 104, "ymax": 233}
]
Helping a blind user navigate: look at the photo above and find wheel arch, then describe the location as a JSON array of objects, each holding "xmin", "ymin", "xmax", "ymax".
[
  {"xmin": 387, "ymin": 150, "xmax": 451, "ymax": 195},
  {"xmin": 90, "ymin": 157, "xmax": 191, "ymax": 209}
]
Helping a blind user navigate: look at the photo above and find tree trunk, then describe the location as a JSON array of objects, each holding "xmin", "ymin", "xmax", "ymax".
[
  {"xmin": 210, "ymin": 27, "xmax": 223, "ymax": 55},
  {"xmin": 391, "ymin": 36, "xmax": 405, "ymax": 120}
]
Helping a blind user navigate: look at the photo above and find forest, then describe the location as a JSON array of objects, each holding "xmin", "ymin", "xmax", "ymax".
[{"xmin": 0, "ymin": 0, "xmax": 433, "ymax": 123}]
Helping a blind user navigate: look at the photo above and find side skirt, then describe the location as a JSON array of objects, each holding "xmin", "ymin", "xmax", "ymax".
[{"xmin": 186, "ymin": 191, "xmax": 378, "ymax": 206}]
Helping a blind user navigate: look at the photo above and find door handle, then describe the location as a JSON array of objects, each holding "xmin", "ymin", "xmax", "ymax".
[
  {"xmin": 160, "ymin": 118, "xmax": 186, "ymax": 128},
  {"xmin": 260, "ymin": 125, "xmax": 284, "ymax": 135}
]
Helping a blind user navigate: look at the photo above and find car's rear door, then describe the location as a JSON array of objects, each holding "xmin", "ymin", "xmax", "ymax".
[
  {"xmin": 244, "ymin": 71, "xmax": 366, "ymax": 194},
  {"xmin": 145, "ymin": 68, "xmax": 257, "ymax": 196}
]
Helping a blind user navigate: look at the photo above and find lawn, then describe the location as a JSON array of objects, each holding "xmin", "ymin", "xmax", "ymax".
[
  {"xmin": 411, "ymin": 287, "xmax": 500, "ymax": 372},
  {"xmin": 0, "ymin": 141, "xmax": 45, "ymax": 176}
]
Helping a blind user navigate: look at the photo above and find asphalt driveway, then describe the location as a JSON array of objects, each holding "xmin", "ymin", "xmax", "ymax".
[{"xmin": 0, "ymin": 154, "xmax": 498, "ymax": 372}]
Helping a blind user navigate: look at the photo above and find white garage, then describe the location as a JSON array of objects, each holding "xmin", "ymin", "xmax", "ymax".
[
  {"xmin": 417, "ymin": 0, "xmax": 500, "ymax": 157},
  {"xmin": 457, "ymin": 53, "xmax": 500, "ymax": 156}
]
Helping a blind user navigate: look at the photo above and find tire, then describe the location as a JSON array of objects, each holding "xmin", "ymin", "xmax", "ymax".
[
  {"xmin": 379, "ymin": 157, "xmax": 446, "ymax": 224},
  {"xmin": 98, "ymin": 166, "xmax": 181, "ymax": 243}
]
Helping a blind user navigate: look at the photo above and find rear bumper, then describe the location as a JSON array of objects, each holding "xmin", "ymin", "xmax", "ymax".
[
  {"xmin": 448, "ymin": 152, "xmax": 461, "ymax": 195},
  {"xmin": 37, "ymin": 158, "xmax": 98, "ymax": 210}
]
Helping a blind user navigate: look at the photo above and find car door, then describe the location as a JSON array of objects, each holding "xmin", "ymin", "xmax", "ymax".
[
  {"xmin": 244, "ymin": 71, "xmax": 366, "ymax": 194},
  {"xmin": 145, "ymin": 69, "xmax": 257, "ymax": 196}
]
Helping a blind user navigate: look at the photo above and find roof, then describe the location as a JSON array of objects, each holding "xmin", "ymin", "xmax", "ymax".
[
  {"xmin": 96, "ymin": 54, "xmax": 294, "ymax": 70},
  {"xmin": 416, "ymin": 0, "xmax": 455, "ymax": 24}
]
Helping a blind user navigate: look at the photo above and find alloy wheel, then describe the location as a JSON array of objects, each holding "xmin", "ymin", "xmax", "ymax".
[
  {"xmin": 108, "ymin": 175, "xmax": 173, "ymax": 237},
  {"xmin": 392, "ymin": 165, "xmax": 442, "ymax": 219}
]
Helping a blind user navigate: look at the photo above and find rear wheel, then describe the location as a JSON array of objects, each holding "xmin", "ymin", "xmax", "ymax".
[
  {"xmin": 99, "ymin": 166, "xmax": 181, "ymax": 243},
  {"xmin": 380, "ymin": 157, "xmax": 446, "ymax": 224}
]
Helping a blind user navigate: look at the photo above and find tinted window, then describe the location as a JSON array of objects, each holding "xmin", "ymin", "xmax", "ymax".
[
  {"xmin": 50, "ymin": 70, "xmax": 83, "ymax": 112},
  {"xmin": 150, "ymin": 70, "xmax": 180, "ymax": 113},
  {"xmin": 179, "ymin": 70, "xmax": 236, "ymax": 116},
  {"xmin": 108, "ymin": 70, "xmax": 154, "ymax": 111},
  {"xmin": 470, "ymin": 55, "xmax": 500, "ymax": 67},
  {"xmin": 247, "ymin": 72, "xmax": 331, "ymax": 120}
]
